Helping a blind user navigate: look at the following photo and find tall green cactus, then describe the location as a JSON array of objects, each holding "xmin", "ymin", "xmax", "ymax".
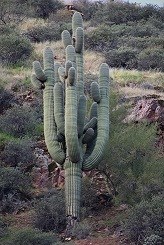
[{"xmin": 31, "ymin": 12, "xmax": 110, "ymax": 232}]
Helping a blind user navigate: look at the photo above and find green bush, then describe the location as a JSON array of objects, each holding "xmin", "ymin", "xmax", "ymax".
[
  {"xmin": 5, "ymin": 228, "xmax": 56, "ymax": 245},
  {"xmin": 72, "ymin": 0, "xmax": 100, "ymax": 21},
  {"xmin": 0, "ymin": 105, "xmax": 40, "ymax": 138},
  {"xmin": 128, "ymin": 22, "xmax": 160, "ymax": 38},
  {"xmin": 138, "ymin": 48, "xmax": 164, "ymax": 71},
  {"xmin": 30, "ymin": 0, "xmax": 63, "ymax": 19},
  {"xmin": 143, "ymin": 234, "xmax": 163, "ymax": 245},
  {"xmin": 85, "ymin": 24, "xmax": 118, "ymax": 51},
  {"xmin": 106, "ymin": 47, "xmax": 138, "ymax": 69},
  {"xmin": 0, "ymin": 86, "xmax": 16, "ymax": 114},
  {"xmin": 92, "ymin": 2, "xmax": 162, "ymax": 25},
  {"xmin": 33, "ymin": 190, "xmax": 66, "ymax": 233},
  {"xmin": 81, "ymin": 177, "xmax": 98, "ymax": 216},
  {"xmin": 118, "ymin": 36, "xmax": 164, "ymax": 51},
  {"xmin": 100, "ymin": 91, "xmax": 163, "ymax": 205},
  {"xmin": 0, "ymin": 217, "xmax": 8, "ymax": 238},
  {"xmin": 123, "ymin": 195, "xmax": 164, "ymax": 244},
  {"xmin": 2, "ymin": 138, "xmax": 36, "ymax": 168},
  {"xmin": 72, "ymin": 221, "xmax": 91, "ymax": 239},
  {"xmin": 0, "ymin": 167, "xmax": 32, "ymax": 213},
  {"xmin": 0, "ymin": 32, "xmax": 33, "ymax": 65},
  {"xmin": 26, "ymin": 22, "xmax": 72, "ymax": 43}
]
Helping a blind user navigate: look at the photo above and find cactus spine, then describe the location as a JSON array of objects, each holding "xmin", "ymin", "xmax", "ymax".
[{"xmin": 31, "ymin": 12, "xmax": 110, "ymax": 229}]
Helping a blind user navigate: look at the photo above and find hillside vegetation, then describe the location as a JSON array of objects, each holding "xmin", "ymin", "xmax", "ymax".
[{"xmin": 0, "ymin": 1, "xmax": 164, "ymax": 245}]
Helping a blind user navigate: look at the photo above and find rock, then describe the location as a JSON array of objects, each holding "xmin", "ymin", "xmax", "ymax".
[
  {"xmin": 124, "ymin": 98, "xmax": 164, "ymax": 124},
  {"xmin": 124, "ymin": 98, "xmax": 164, "ymax": 150}
]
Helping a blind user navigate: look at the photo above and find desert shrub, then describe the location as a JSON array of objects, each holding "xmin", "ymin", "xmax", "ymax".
[
  {"xmin": 0, "ymin": 32, "xmax": 33, "ymax": 65},
  {"xmin": 92, "ymin": 2, "xmax": 142, "ymax": 25},
  {"xmin": 0, "ymin": 217, "xmax": 8, "ymax": 238},
  {"xmin": 100, "ymin": 91, "xmax": 163, "ymax": 205},
  {"xmin": 81, "ymin": 177, "xmax": 98, "ymax": 216},
  {"xmin": 85, "ymin": 24, "xmax": 118, "ymax": 51},
  {"xmin": 26, "ymin": 22, "xmax": 71, "ymax": 43},
  {"xmin": 0, "ymin": 25, "xmax": 14, "ymax": 35},
  {"xmin": 0, "ymin": 167, "xmax": 32, "ymax": 213},
  {"xmin": 123, "ymin": 195, "xmax": 164, "ymax": 244},
  {"xmin": 5, "ymin": 228, "xmax": 56, "ymax": 245},
  {"xmin": 92, "ymin": 2, "xmax": 161, "ymax": 25},
  {"xmin": 30, "ymin": 0, "xmax": 63, "ymax": 19},
  {"xmin": 2, "ymin": 138, "xmax": 36, "ymax": 168},
  {"xmin": 0, "ymin": 86, "xmax": 16, "ymax": 114},
  {"xmin": 33, "ymin": 190, "xmax": 66, "ymax": 232},
  {"xmin": 72, "ymin": 221, "xmax": 91, "ymax": 239},
  {"xmin": 0, "ymin": 105, "xmax": 40, "ymax": 138},
  {"xmin": 138, "ymin": 48, "xmax": 164, "ymax": 71},
  {"xmin": 106, "ymin": 47, "xmax": 138, "ymax": 69},
  {"xmin": 72, "ymin": 0, "xmax": 100, "ymax": 21},
  {"xmin": 118, "ymin": 36, "xmax": 164, "ymax": 51},
  {"xmin": 128, "ymin": 22, "xmax": 160, "ymax": 38},
  {"xmin": 143, "ymin": 234, "xmax": 163, "ymax": 245}
]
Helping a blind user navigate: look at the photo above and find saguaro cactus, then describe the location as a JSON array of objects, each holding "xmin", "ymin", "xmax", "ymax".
[{"xmin": 31, "ymin": 12, "xmax": 110, "ymax": 233}]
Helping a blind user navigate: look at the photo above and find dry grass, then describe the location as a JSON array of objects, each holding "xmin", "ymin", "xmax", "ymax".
[
  {"xmin": 119, "ymin": 86, "xmax": 164, "ymax": 100},
  {"xmin": 19, "ymin": 18, "xmax": 46, "ymax": 32},
  {"xmin": 84, "ymin": 50, "xmax": 105, "ymax": 74},
  {"xmin": 113, "ymin": 68, "xmax": 164, "ymax": 87},
  {"xmin": 33, "ymin": 40, "xmax": 65, "ymax": 64}
]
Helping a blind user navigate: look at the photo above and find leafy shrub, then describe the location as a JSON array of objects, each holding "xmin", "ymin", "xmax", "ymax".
[
  {"xmin": 106, "ymin": 47, "xmax": 138, "ymax": 69},
  {"xmin": 0, "ymin": 32, "xmax": 33, "ymax": 65},
  {"xmin": 72, "ymin": 221, "xmax": 91, "ymax": 239},
  {"xmin": 33, "ymin": 190, "xmax": 66, "ymax": 232},
  {"xmin": 123, "ymin": 195, "xmax": 164, "ymax": 244},
  {"xmin": 118, "ymin": 36, "xmax": 164, "ymax": 51},
  {"xmin": 85, "ymin": 24, "xmax": 118, "ymax": 51},
  {"xmin": 72, "ymin": 0, "xmax": 100, "ymax": 21},
  {"xmin": 143, "ymin": 234, "xmax": 163, "ymax": 245},
  {"xmin": 0, "ymin": 86, "xmax": 16, "ymax": 114},
  {"xmin": 26, "ymin": 22, "xmax": 72, "ymax": 43},
  {"xmin": 0, "ymin": 217, "xmax": 8, "ymax": 238},
  {"xmin": 2, "ymin": 138, "xmax": 36, "ymax": 168},
  {"xmin": 30, "ymin": 0, "xmax": 64, "ymax": 19},
  {"xmin": 81, "ymin": 177, "xmax": 98, "ymax": 216},
  {"xmin": 0, "ymin": 167, "xmax": 32, "ymax": 213},
  {"xmin": 0, "ymin": 105, "xmax": 40, "ymax": 138},
  {"xmin": 101, "ymin": 91, "xmax": 163, "ymax": 205},
  {"xmin": 128, "ymin": 22, "xmax": 160, "ymax": 38},
  {"xmin": 92, "ymin": 2, "xmax": 162, "ymax": 25},
  {"xmin": 5, "ymin": 228, "xmax": 56, "ymax": 245},
  {"xmin": 138, "ymin": 48, "xmax": 164, "ymax": 71}
]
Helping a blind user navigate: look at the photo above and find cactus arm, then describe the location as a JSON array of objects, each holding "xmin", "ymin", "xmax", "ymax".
[
  {"xmin": 82, "ymin": 63, "xmax": 110, "ymax": 171},
  {"xmin": 65, "ymin": 67, "xmax": 80, "ymax": 163},
  {"xmin": 31, "ymin": 73, "xmax": 44, "ymax": 89},
  {"xmin": 62, "ymin": 30, "xmax": 72, "ymax": 49},
  {"xmin": 77, "ymin": 95, "xmax": 87, "ymax": 137},
  {"xmin": 83, "ymin": 117, "xmax": 97, "ymax": 133},
  {"xmin": 75, "ymin": 27, "xmax": 84, "ymax": 98},
  {"xmin": 58, "ymin": 66, "xmax": 66, "ymax": 83},
  {"xmin": 82, "ymin": 128, "xmax": 95, "ymax": 144},
  {"xmin": 54, "ymin": 82, "xmax": 65, "ymax": 136},
  {"xmin": 91, "ymin": 82, "xmax": 101, "ymax": 103},
  {"xmin": 89, "ymin": 102, "xmax": 98, "ymax": 119},
  {"xmin": 66, "ymin": 45, "xmax": 76, "ymax": 69},
  {"xmin": 54, "ymin": 62, "xmax": 61, "ymax": 83},
  {"xmin": 72, "ymin": 12, "xmax": 83, "ymax": 37},
  {"xmin": 43, "ymin": 86, "xmax": 65, "ymax": 164},
  {"xmin": 32, "ymin": 61, "xmax": 47, "ymax": 82}
]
